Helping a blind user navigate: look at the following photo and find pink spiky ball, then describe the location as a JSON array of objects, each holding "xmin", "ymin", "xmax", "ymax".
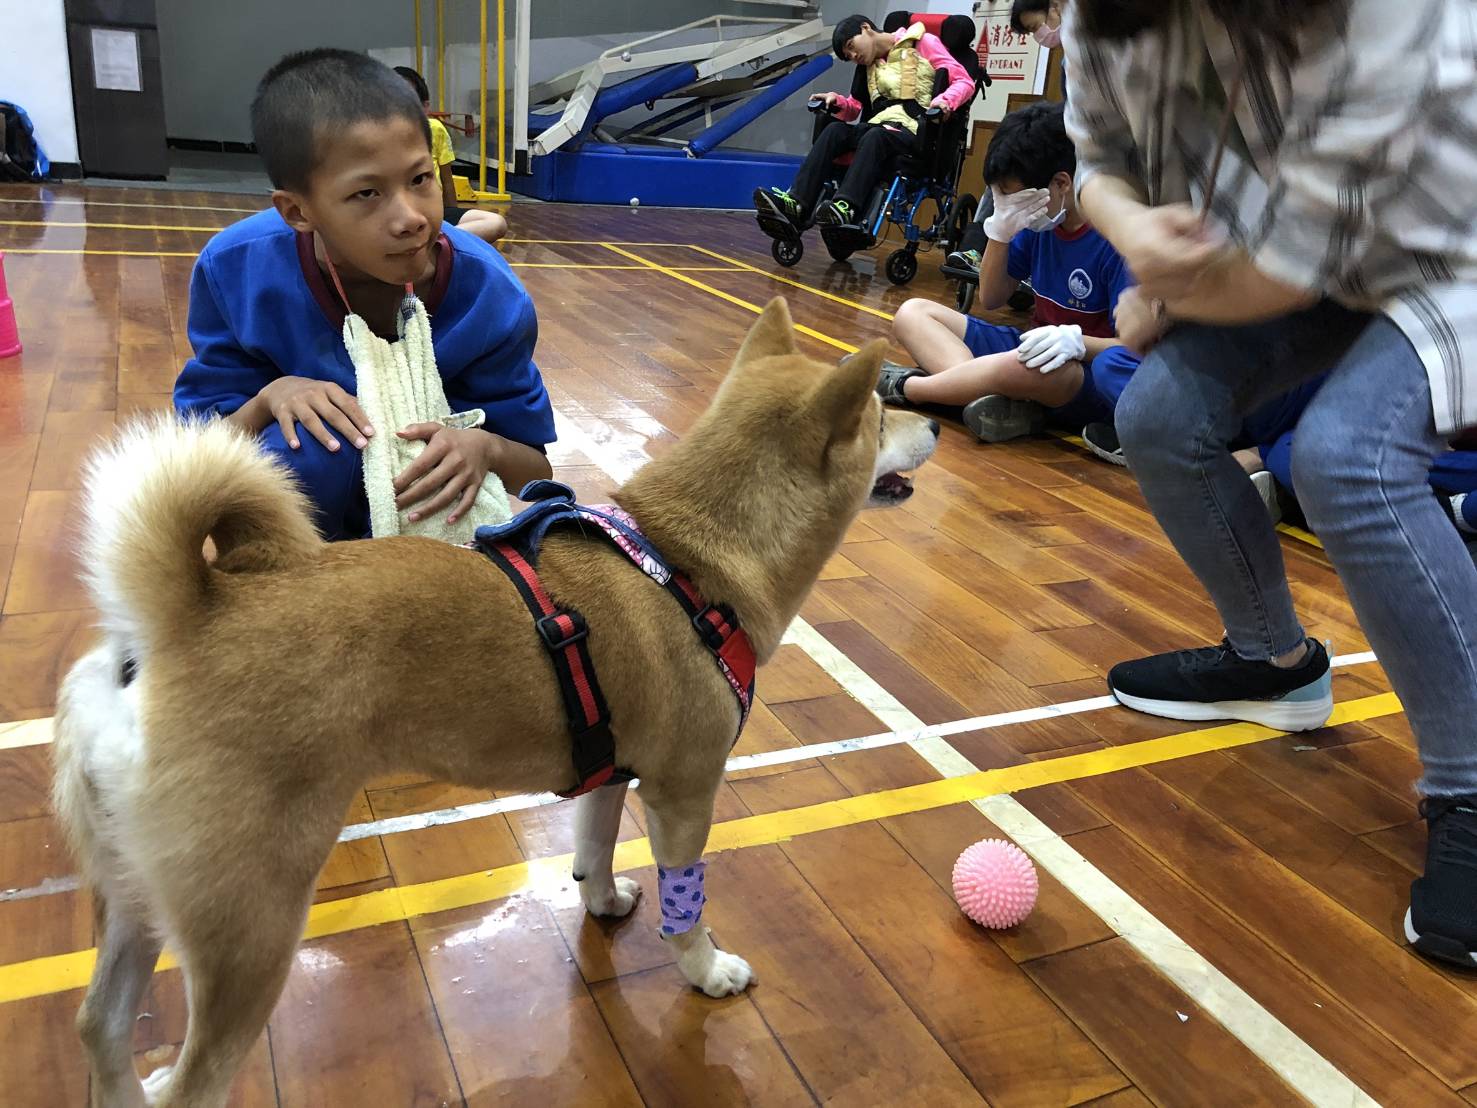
[{"xmin": 952, "ymin": 838, "xmax": 1038, "ymax": 929}]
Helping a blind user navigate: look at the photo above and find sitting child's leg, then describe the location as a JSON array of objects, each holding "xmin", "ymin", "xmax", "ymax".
[
  {"xmin": 456, "ymin": 209, "xmax": 507, "ymax": 245},
  {"xmin": 259, "ymin": 423, "xmax": 369, "ymax": 541},
  {"xmin": 887, "ymin": 297, "xmax": 1082, "ymax": 409}
]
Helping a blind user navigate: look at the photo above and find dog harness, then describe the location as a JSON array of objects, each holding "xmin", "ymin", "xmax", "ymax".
[{"xmin": 474, "ymin": 481, "xmax": 756, "ymax": 800}]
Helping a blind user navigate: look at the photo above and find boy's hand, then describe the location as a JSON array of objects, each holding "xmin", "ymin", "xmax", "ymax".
[
  {"xmin": 257, "ymin": 376, "xmax": 372, "ymax": 452},
  {"xmin": 983, "ymin": 185, "xmax": 1051, "ymax": 243},
  {"xmin": 1016, "ymin": 324, "xmax": 1085, "ymax": 374},
  {"xmin": 393, "ymin": 424, "xmax": 499, "ymax": 525}
]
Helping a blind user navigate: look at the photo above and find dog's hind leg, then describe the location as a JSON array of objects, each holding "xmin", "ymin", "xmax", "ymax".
[
  {"xmin": 77, "ymin": 891, "xmax": 164, "ymax": 1108},
  {"xmin": 639, "ymin": 785, "xmax": 755, "ymax": 998},
  {"xmin": 573, "ymin": 782, "xmax": 641, "ymax": 918},
  {"xmin": 144, "ymin": 805, "xmax": 340, "ymax": 1108}
]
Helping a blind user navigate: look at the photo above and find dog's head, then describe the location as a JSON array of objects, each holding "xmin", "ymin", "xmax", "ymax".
[{"xmin": 715, "ymin": 297, "xmax": 938, "ymax": 516}]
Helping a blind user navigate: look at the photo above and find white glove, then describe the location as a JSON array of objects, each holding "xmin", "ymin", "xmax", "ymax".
[
  {"xmin": 1016, "ymin": 324, "xmax": 1086, "ymax": 374},
  {"xmin": 982, "ymin": 185, "xmax": 1051, "ymax": 243}
]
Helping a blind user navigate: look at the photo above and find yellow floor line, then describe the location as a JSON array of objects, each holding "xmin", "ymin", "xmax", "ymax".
[
  {"xmin": 600, "ymin": 243, "xmax": 857, "ymax": 354},
  {"xmin": 0, "ymin": 691, "xmax": 1401, "ymax": 1005},
  {"xmin": 2, "ymin": 248, "xmax": 202, "ymax": 258},
  {"xmin": 0, "ymin": 218, "xmax": 227, "ymax": 233},
  {"xmin": 682, "ymin": 243, "xmax": 898, "ymax": 322}
]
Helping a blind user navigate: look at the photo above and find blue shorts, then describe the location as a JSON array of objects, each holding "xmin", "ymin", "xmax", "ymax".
[{"xmin": 962, "ymin": 317, "xmax": 1141, "ymax": 429}]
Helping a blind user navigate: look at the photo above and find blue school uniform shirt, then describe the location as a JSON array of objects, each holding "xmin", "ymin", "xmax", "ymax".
[
  {"xmin": 1008, "ymin": 222, "xmax": 1133, "ymax": 339},
  {"xmin": 174, "ymin": 209, "xmax": 555, "ymax": 450}
]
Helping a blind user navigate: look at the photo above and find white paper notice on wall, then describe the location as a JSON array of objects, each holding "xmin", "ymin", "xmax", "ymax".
[{"xmin": 91, "ymin": 27, "xmax": 142, "ymax": 93}]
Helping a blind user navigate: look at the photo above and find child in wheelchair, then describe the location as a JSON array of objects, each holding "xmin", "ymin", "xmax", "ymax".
[{"xmin": 753, "ymin": 13, "xmax": 975, "ymax": 261}]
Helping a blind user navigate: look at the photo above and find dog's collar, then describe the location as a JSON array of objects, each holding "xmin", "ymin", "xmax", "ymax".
[{"xmin": 473, "ymin": 481, "xmax": 756, "ymax": 798}]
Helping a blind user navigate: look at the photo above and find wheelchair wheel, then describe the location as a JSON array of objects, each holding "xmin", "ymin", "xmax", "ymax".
[
  {"xmin": 771, "ymin": 237, "xmax": 803, "ymax": 267},
  {"xmin": 885, "ymin": 248, "xmax": 918, "ymax": 286},
  {"xmin": 954, "ymin": 281, "xmax": 976, "ymax": 314}
]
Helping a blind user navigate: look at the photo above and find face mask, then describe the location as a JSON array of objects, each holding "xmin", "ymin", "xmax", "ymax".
[
  {"xmin": 1028, "ymin": 189, "xmax": 1068, "ymax": 232},
  {"xmin": 1033, "ymin": 23, "xmax": 1062, "ymax": 48}
]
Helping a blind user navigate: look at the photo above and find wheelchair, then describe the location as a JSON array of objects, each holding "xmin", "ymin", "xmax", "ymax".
[{"xmin": 756, "ymin": 11, "xmax": 988, "ymax": 286}]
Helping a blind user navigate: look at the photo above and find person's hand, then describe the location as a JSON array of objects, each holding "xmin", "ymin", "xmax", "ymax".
[
  {"xmin": 1119, "ymin": 204, "xmax": 1228, "ymax": 302},
  {"xmin": 982, "ymin": 185, "xmax": 1051, "ymax": 243},
  {"xmin": 256, "ymin": 376, "xmax": 372, "ymax": 452},
  {"xmin": 1016, "ymin": 324, "xmax": 1085, "ymax": 374},
  {"xmin": 1114, "ymin": 286, "xmax": 1168, "ymax": 355},
  {"xmin": 929, "ymin": 100, "xmax": 953, "ymax": 121},
  {"xmin": 393, "ymin": 424, "xmax": 499, "ymax": 525}
]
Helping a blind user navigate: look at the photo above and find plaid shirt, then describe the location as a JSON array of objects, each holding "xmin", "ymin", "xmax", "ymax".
[{"xmin": 1062, "ymin": 0, "xmax": 1477, "ymax": 434}]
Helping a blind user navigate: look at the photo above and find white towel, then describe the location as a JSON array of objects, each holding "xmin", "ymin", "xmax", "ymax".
[{"xmin": 346, "ymin": 295, "xmax": 511, "ymax": 542}]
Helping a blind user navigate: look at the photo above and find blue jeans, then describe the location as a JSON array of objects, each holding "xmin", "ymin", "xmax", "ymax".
[{"xmin": 1117, "ymin": 301, "xmax": 1477, "ymax": 796}]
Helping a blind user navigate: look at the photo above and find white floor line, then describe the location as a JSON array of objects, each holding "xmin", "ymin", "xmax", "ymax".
[{"xmin": 781, "ymin": 624, "xmax": 1379, "ymax": 1108}]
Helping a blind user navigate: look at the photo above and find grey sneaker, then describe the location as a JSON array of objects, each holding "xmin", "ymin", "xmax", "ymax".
[
  {"xmin": 962, "ymin": 395, "xmax": 1047, "ymax": 442},
  {"xmin": 876, "ymin": 360, "xmax": 922, "ymax": 405}
]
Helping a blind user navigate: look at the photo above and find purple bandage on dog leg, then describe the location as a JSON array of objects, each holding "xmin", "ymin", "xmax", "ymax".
[{"xmin": 657, "ymin": 861, "xmax": 707, "ymax": 936}]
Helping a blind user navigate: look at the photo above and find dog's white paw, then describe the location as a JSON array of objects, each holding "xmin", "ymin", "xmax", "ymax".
[
  {"xmin": 141, "ymin": 1064, "xmax": 174, "ymax": 1103},
  {"xmin": 681, "ymin": 945, "xmax": 755, "ymax": 998},
  {"xmin": 697, "ymin": 950, "xmax": 755, "ymax": 997},
  {"xmin": 584, "ymin": 876, "xmax": 641, "ymax": 918}
]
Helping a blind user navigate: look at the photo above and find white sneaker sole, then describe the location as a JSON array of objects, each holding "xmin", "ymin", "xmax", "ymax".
[
  {"xmin": 1404, "ymin": 907, "xmax": 1477, "ymax": 967},
  {"xmin": 1110, "ymin": 688, "xmax": 1334, "ymax": 732}
]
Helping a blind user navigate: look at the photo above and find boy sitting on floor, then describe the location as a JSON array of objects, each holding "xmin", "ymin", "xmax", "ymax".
[
  {"xmin": 753, "ymin": 13, "xmax": 974, "ymax": 232},
  {"xmin": 881, "ymin": 101, "xmax": 1141, "ymax": 444},
  {"xmin": 393, "ymin": 65, "xmax": 508, "ymax": 246},
  {"xmin": 174, "ymin": 49, "xmax": 553, "ymax": 540}
]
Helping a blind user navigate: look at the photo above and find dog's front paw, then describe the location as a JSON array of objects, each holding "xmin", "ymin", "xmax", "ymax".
[
  {"xmin": 678, "ymin": 938, "xmax": 755, "ymax": 998},
  {"xmin": 583, "ymin": 875, "xmax": 641, "ymax": 918},
  {"xmin": 697, "ymin": 949, "xmax": 755, "ymax": 997}
]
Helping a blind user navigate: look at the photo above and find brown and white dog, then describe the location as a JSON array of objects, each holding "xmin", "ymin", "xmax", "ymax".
[{"xmin": 52, "ymin": 298, "xmax": 938, "ymax": 1106}]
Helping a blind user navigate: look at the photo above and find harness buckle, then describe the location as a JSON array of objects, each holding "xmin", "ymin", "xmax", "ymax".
[
  {"xmin": 691, "ymin": 605, "xmax": 733, "ymax": 651},
  {"xmin": 537, "ymin": 609, "xmax": 589, "ymax": 650}
]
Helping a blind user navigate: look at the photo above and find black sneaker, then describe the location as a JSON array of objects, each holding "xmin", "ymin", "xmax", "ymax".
[
  {"xmin": 754, "ymin": 187, "xmax": 803, "ymax": 228},
  {"xmin": 1405, "ymin": 798, "xmax": 1477, "ymax": 969},
  {"xmin": 1082, "ymin": 422, "xmax": 1126, "ymax": 466},
  {"xmin": 876, "ymin": 361, "xmax": 922, "ymax": 405},
  {"xmin": 1108, "ymin": 638, "xmax": 1333, "ymax": 731},
  {"xmin": 816, "ymin": 198, "xmax": 859, "ymax": 228},
  {"xmin": 962, "ymin": 395, "xmax": 1047, "ymax": 443}
]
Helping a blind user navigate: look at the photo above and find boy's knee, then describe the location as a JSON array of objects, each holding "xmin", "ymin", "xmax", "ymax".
[
  {"xmin": 891, "ymin": 298, "xmax": 936, "ymax": 344},
  {"xmin": 258, "ymin": 424, "xmax": 365, "ymax": 536}
]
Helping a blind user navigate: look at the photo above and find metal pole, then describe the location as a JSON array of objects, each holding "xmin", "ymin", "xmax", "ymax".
[
  {"xmin": 414, "ymin": 0, "xmax": 423, "ymax": 75},
  {"xmin": 496, "ymin": 0, "xmax": 507, "ymax": 196},
  {"xmin": 436, "ymin": 0, "xmax": 446, "ymax": 112},
  {"xmin": 479, "ymin": 0, "xmax": 488, "ymax": 195}
]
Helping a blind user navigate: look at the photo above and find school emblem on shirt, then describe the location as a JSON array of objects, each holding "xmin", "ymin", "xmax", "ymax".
[{"xmin": 1067, "ymin": 269, "xmax": 1093, "ymax": 300}]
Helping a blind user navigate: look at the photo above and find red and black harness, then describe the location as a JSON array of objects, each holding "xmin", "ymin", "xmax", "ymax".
[{"xmin": 474, "ymin": 481, "xmax": 756, "ymax": 798}]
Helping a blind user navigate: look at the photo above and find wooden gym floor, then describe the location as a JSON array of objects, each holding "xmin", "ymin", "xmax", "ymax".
[{"xmin": 0, "ymin": 184, "xmax": 1472, "ymax": 1108}]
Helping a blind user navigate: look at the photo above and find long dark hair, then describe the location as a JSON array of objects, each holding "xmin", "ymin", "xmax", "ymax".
[{"xmin": 1074, "ymin": 0, "xmax": 1347, "ymax": 63}]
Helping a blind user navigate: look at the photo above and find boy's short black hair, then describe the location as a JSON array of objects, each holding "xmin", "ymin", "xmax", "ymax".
[
  {"xmin": 832, "ymin": 14, "xmax": 873, "ymax": 59},
  {"xmin": 251, "ymin": 48, "xmax": 430, "ymax": 192},
  {"xmin": 1009, "ymin": 0, "xmax": 1052, "ymax": 36},
  {"xmin": 983, "ymin": 101, "xmax": 1075, "ymax": 188},
  {"xmin": 393, "ymin": 65, "xmax": 430, "ymax": 104}
]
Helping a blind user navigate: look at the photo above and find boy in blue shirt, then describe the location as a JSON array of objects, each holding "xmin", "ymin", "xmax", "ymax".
[
  {"xmin": 880, "ymin": 102, "xmax": 1140, "ymax": 444},
  {"xmin": 174, "ymin": 49, "xmax": 553, "ymax": 540}
]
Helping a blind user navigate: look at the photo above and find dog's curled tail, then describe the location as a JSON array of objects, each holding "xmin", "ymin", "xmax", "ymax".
[{"xmin": 80, "ymin": 415, "xmax": 322, "ymax": 655}]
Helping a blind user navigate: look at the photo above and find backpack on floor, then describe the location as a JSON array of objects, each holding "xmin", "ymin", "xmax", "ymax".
[{"xmin": 0, "ymin": 101, "xmax": 49, "ymax": 182}]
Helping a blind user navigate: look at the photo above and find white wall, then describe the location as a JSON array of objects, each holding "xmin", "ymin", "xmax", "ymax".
[{"xmin": 0, "ymin": 0, "xmax": 80, "ymax": 164}]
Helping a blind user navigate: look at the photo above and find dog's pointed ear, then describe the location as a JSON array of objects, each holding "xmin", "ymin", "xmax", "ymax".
[
  {"xmin": 734, "ymin": 298, "xmax": 798, "ymax": 368},
  {"xmin": 808, "ymin": 339, "xmax": 885, "ymax": 439}
]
